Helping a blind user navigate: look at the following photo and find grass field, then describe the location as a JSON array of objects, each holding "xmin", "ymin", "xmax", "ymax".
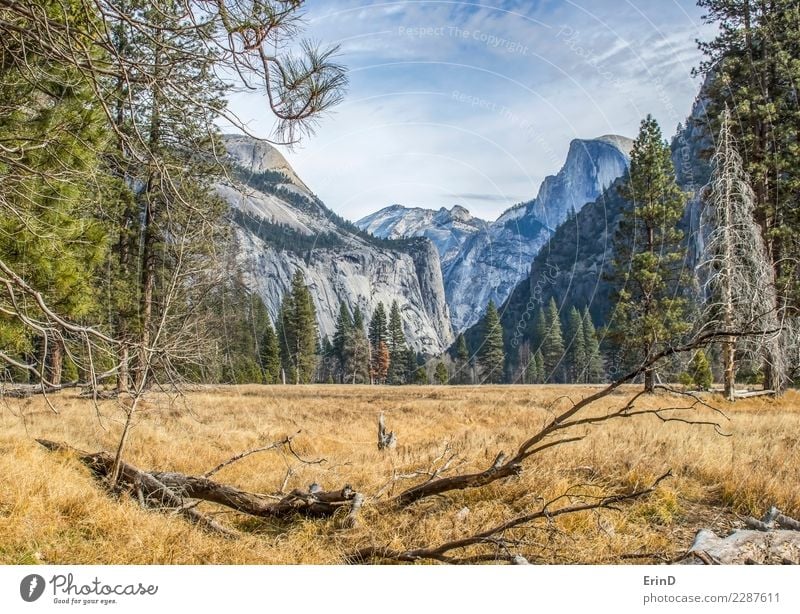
[{"xmin": 1, "ymin": 385, "xmax": 798, "ymax": 564}]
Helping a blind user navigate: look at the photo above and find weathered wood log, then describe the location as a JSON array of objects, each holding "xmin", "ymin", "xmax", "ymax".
[
  {"xmin": 37, "ymin": 439, "xmax": 359, "ymax": 528},
  {"xmin": 677, "ymin": 508, "xmax": 800, "ymax": 564},
  {"xmin": 2, "ymin": 381, "xmax": 80, "ymax": 398},
  {"xmin": 678, "ymin": 528, "xmax": 800, "ymax": 565},
  {"xmin": 151, "ymin": 472, "xmax": 356, "ymax": 518}
]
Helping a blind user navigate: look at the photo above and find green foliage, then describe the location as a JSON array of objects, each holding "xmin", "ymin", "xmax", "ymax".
[
  {"xmin": 565, "ymin": 306, "xmax": 587, "ymax": 383},
  {"xmin": 434, "ymin": 362, "xmax": 449, "ymax": 385},
  {"xmin": 606, "ymin": 115, "xmax": 690, "ymax": 390},
  {"xmin": 541, "ymin": 298, "xmax": 566, "ymax": 383},
  {"xmin": 387, "ymin": 301, "xmax": 409, "ymax": 384},
  {"xmin": 261, "ymin": 319, "xmax": 282, "ymax": 384},
  {"xmin": 479, "ymin": 300, "xmax": 505, "ymax": 384},
  {"xmin": 582, "ymin": 308, "xmax": 604, "ymax": 383},
  {"xmin": 413, "ymin": 366, "xmax": 429, "ymax": 385},
  {"xmin": 688, "ymin": 350, "xmax": 713, "ymax": 390},
  {"xmin": 0, "ymin": 0, "xmax": 110, "ymax": 378},
  {"xmin": 368, "ymin": 303, "xmax": 388, "ymax": 349},
  {"xmin": 277, "ymin": 270, "xmax": 319, "ymax": 384}
]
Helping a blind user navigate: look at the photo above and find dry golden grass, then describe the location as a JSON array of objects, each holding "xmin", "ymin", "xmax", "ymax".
[{"xmin": 1, "ymin": 385, "xmax": 798, "ymax": 564}]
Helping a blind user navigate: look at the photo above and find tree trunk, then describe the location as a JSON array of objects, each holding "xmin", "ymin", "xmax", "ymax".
[
  {"xmin": 48, "ymin": 340, "xmax": 63, "ymax": 387},
  {"xmin": 117, "ymin": 345, "xmax": 129, "ymax": 394},
  {"xmin": 644, "ymin": 367, "xmax": 655, "ymax": 393},
  {"xmin": 723, "ymin": 338, "xmax": 735, "ymax": 402}
]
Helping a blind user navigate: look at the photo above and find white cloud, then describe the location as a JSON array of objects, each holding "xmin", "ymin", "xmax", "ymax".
[{"xmin": 225, "ymin": 0, "xmax": 716, "ymax": 222}]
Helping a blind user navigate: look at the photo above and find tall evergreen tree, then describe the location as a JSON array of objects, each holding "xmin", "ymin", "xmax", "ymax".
[
  {"xmin": 387, "ymin": 300, "xmax": 408, "ymax": 384},
  {"xmin": 348, "ymin": 306, "xmax": 370, "ymax": 384},
  {"xmin": 565, "ymin": 306, "xmax": 587, "ymax": 383},
  {"xmin": 607, "ymin": 115, "xmax": 690, "ymax": 393},
  {"xmin": 582, "ymin": 308, "xmax": 604, "ymax": 383},
  {"xmin": 261, "ymin": 319, "xmax": 282, "ymax": 385},
  {"xmin": 541, "ymin": 298, "xmax": 566, "ymax": 383},
  {"xmin": 697, "ymin": 1, "xmax": 800, "ymax": 311},
  {"xmin": 368, "ymin": 302, "xmax": 389, "ymax": 348},
  {"xmin": 455, "ymin": 333, "xmax": 470, "ymax": 384},
  {"xmin": 434, "ymin": 362, "xmax": 449, "ymax": 385},
  {"xmin": 332, "ymin": 302, "xmax": 353, "ymax": 383},
  {"xmin": 532, "ymin": 307, "xmax": 547, "ymax": 352},
  {"xmin": 278, "ymin": 270, "xmax": 319, "ymax": 384},
  {"xmin": 479, "ymin": 300, "xmax": 505, "ymax": 384},
  {"xmin": 368, "ymin": 302, "xmax": 389, "ymax": 383}
]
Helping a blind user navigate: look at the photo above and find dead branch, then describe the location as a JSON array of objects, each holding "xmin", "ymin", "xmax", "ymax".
[
  {"xmin": 350, "ymin": 472, "xmax": 672, "ymax": 564},
  {"xmin": 202, "ymin": 432, "xmax": 300, "ymax": 478}
]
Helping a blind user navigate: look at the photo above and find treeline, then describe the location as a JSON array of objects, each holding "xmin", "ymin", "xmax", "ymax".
[{"xmin": 221, "ymin": 270, "xmax": 432, "ymax": 385}]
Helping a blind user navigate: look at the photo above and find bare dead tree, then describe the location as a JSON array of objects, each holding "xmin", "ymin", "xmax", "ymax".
[{"xmin": 698, "ymin": 108, "xmax": 787, "ymax": 398}]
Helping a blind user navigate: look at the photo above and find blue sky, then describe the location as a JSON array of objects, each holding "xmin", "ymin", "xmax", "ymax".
[{"xmin": 226, "ymin": 1, "xmax": 717, "ymax": 222}]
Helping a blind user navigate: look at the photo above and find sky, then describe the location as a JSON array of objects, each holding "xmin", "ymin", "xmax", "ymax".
[{"xmin": 225, "ymin": 1, "xmax": 717, "ymax": 222}]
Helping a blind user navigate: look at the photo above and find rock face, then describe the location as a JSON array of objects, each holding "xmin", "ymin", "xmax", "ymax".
[
  {"xmin": 357, "ymin": 135, "xmax": 633, "ymax": 332},
  {"xmin": 221, "ymin": 135, "xmax": 454, "ymax": 354}
]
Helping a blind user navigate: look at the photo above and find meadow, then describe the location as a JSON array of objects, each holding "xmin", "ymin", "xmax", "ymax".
[{"xmin": 1, "ymin": 385, "xmax": 798, "ymax": 564}]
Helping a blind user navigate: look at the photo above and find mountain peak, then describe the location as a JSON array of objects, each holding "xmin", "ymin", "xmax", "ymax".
[
  {"xmin": 593, "ymin": 134, "xmax": 634, "ymax": 156},
  {"xmin": 448, "ymin": 204, "xmax": 472, "ymax": 221},
  {"xmin": 221, "ymin": 134, "xmax": 308, "ymax": 190}
]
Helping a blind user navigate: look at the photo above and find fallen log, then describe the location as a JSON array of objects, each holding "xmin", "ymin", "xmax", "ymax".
[
  {"xmin": 36, "ymin": 439, "xmax": 236, "ymax": 537},
  {"xmin": 2, "ymin": 381, "xmax": 80, "ymax": 398},
  {"xmin": 151, "ymin": 472, "xmax": 356, "ymax": 518},
  {"xmin": 677, "ymin": 507, "xmax": 800, "ymax": 564},
  {"xmin": 37, "ymin": 439, "xmax": 360, "ymax": 530}
]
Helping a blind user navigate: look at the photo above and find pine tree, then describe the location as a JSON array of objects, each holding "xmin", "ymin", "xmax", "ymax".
[
  {"xmin": 368, "ymin": 303, "xmax": 389, "ymax": 384},
  {"xmin": 387, "ymin": 300, "xmax": 408, "ymax": 384},
  {"xmin": 368, "ymin": 302, "xmax": 389, "ymax": 349},
  {"xmin": 434, "ymin": 362, "xmax": 449, "ymax": 385},
  {"xmin": 607, "ymin": 115, "xmax": 689, "ymax": 393},
  {"xmin": 278, "ymin": 270, "xmax": 319, "ymax": 384},
  {"xmin": 582, "ymin": 308, "xmax": 604, "ymax": 383},
  {"xmin": 688, "ymin": 350, "xmax": 713, "ymax": 390},
  {"xmin": 479, "ymin": 300, "xmax": 505, "ymax": 384},
  {"xmin": 413, "ymin": 366, "xmax": 429, "ymax": 385},
  {"xmin": 261, "ymin": 319, "xmax": 282, "ymax": 384},
  {"xmin": 348, "ymin": 306, "xmax": 370, "ymax": 384},
  {"xmin": 333, "ymin": 302, "xmax": 353, "ymax": 383},
  {"xmin": 0, "ymin": 0, "xmax": 108, "ymax": 384},
  {"xmin": 371, "ymin": 341, "xmax": 390, "ymax": 384},
  {"xmin": 532, "ymin": 308, "xmax": 547, "ymax": 352},
  {"xmin": 534, "ymin": 350, "xmax": 545, "ymax": 384},
  {"xmin": 455, "ymin": 333, "xmax": 470, "ymax": 384},
  {"xmin": 565, "ymin": 306, "xmax": 587, "ymax": 383},
  {"xmin": 541, "ymin": 298, "xmax": 565, "ymax": 383},
  {"xmin": 524, "ymin": 346, "xmax": 541, "ymax": 384}
]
